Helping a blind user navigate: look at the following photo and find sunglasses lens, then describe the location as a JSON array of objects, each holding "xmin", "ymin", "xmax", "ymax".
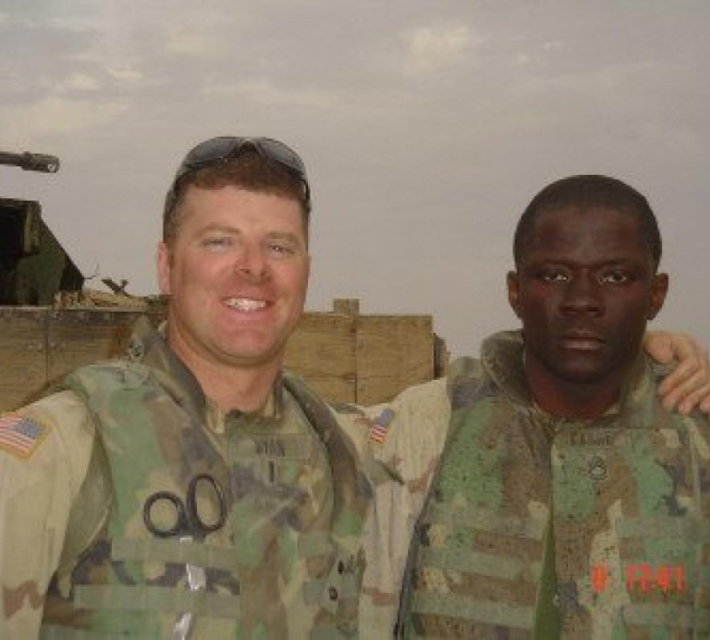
[
  {"xmin": 181, "ymin": 137, "xmax": 243, "ymax": 173},
  {"xmin": 256, "ymin": 138, "xmax": 307, "ymax": 176},
  {"xmin": 253, "ymin": 139, "xmax": 311, "ymax": 209},
  {"xmin": 170, "ymin": 136, "xmax": 310, "ymax": 210}
]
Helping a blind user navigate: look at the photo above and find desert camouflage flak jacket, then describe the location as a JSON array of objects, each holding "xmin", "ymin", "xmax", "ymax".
[{"xmin": 0, "ymin": 317, "xmax": 372, "ymax": 639}]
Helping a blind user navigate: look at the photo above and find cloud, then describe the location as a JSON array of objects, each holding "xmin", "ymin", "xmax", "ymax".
[
  {"xmin": 46, "ymin": 14, "xmax": 105, "ymax": 33},
  {"xmin": 164, "ymin": 26, "xmax": 226, "ymax": 57},
  {"xmin": 513, "ymin": 53, "xmax": 531, "ymax": 67},
  {"xmin": 104, "ymin": 65, "xmax": 144, "ymax": 85},
  {"xmin": 543, "ymin": 40, "xmax": 564, "ymax": 52},
  {"xmin": 512, "ymin": 40, "xmax": 564, "ymax": 68},
  {"xmin": 0, "ymin": 96, "xmax": 129, "ymax": 144},
  {"xmin": 58, "ymin": 72, "xmax": 101, "ymax": 92},
  {"xmin": 401, "ymin": 24, "xmax": 476, "ymax": 73},
  {"xmin": 203, "ymin": 77, "xmax": 338, "ymax": 110}
]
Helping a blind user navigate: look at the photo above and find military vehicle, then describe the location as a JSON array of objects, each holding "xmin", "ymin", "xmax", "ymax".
[
  {"xmin": 0, "ymin": 150, "xmax": 447, "ymax": 412},
  {"xmin": 0, "ymin": 150, "xmax": 83, "ymax": 305}
]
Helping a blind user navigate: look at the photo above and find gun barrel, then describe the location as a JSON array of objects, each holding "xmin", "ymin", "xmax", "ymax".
[{"xmin": 0, "ymin": 151, "xmax": 60, "ymax": 173}]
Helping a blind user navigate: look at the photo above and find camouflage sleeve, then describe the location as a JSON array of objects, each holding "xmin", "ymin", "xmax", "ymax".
[
  {"xmin": 0, "ymin": 391, "xmax": 95, "ymax": 639},
  {"xmin": 339, "ymin": 379, "xmax": 451, "ymax": 638}
]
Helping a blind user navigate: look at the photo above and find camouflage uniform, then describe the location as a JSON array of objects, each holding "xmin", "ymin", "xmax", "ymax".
[
  {"xmin": 0, "ymin": 317, "xmax": 372, "ymax": 639},
  {"xmin": 343, "ymin": 378, "xmax": 451, "ymax": 637},
  {"xmin": 359, "ymin": 331, "xmax": 710, "ymax": 638}
]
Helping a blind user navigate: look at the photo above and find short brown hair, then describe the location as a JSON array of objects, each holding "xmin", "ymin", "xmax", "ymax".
[{"xmin": 163, "ymin": 151, "xmax": 310, "ymax": 244}]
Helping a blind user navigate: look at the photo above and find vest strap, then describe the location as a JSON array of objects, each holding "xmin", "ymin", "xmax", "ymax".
[
  {"xmin": 54, "ymin": 439, "xmax": 112, "ymax": 597},
  {"xmin": 74, "ymin": 584, "xmax": 240, "ymax": 617},
  {"xmin": 40, "ymin": 626, "xmax": 127, "ymax": 640},
  {"xmin": 111, "ymin": 536, "xmax": 240, "ymax": 571},
  {"xmin": 616, "ymin": 515, "xmax": 710, "ymax": 539},
  {"xmin": 622, "ymin": 603, "xmax": 710, "ymax": 630},
  {"xmin": 409, "ymin": 591, "xmax": 536, "ymax": 629},
  {"xmin": 532, "ymin": 515, "xmax": 559, "ymax": 639},
  {"xmin": 426, "ymin": 503, "xmax": 546, "ymax": 540},
  {"xmin": 417, "ymin": 546, "xmax": 542, "ymax": 581}
]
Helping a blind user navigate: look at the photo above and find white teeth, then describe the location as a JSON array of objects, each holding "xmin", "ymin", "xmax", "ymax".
[{"xmin": 223, "ymin": 298, "xmax": 267, "ymax": 311}]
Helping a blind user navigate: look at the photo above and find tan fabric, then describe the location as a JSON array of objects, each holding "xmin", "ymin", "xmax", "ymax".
[
  {"xmin": 0, "ymin": 391, "xmax": 95, "ymax": 639},
  {"xmin": 335, "ymin": 378, "xmax": 451, "ymax": 637}
]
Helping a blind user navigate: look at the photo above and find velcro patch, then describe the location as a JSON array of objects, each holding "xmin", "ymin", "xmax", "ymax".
[
  {"xmin": 370, "ymin": 408, "xmax": 395, "ymax": 445},
  {"xmin": 0, "ymin": 413, "xmax": 49, "ymax": 459}
]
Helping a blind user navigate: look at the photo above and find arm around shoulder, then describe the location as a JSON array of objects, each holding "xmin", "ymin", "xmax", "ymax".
[{"xmin": 644, "ymin": 330, "xmax": 710, "ymax": 414}]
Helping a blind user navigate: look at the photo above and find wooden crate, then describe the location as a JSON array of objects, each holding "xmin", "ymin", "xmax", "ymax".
[
  {"xmin": 284, "ymin": 312, "xmax": 357, "ymax": 403},
  {"xmin": 356, "ymin": 314, "xmax": 434, "ymax": 405},
  {"xmin": 0, "ymin": 308, "xmax": 48, "ymax": 408},
  {"xmin": 0, "ymin": 299, "xmax": 443, "ymax": 410}
]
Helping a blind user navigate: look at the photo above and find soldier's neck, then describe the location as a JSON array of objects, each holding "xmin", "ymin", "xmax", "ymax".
[
  {"xmin": 167, "ymin": 342, "xmax": 281, "ymax": 414},
  {"xmin": 524, "ymin": 359, "xmax": 624, "ymax": 421},
  {"xmin": 197, "ymin": 363, "xmax": 279, "ymax": 414}
]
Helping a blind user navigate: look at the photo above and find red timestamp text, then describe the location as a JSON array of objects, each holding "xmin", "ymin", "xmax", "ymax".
[{"xmin": 590, "ymin": 563, "xmax": 685, "ymax": 594}]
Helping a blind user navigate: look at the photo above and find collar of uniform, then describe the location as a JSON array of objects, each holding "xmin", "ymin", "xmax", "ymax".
[
  {"xmin": 125, "ymin": 316, "xmax": 207, "ymax": 420},
  {"xmin": 127, "ymin": 316, "xmax": 285, "ymax": 432},
  {"xmin": 480, "ymin": 330, "xmax": 530, "ymax": 405},
  {"xmin": 614, "ymin": 352, "xmax": 657, "ymax": 419},
  {"xmin": 206, "ymin": 376, "xmax": 285, "ymax": 435},
  {"xmin": 480, "ymin": 329, "xmax": 653, "ymax": 421}
]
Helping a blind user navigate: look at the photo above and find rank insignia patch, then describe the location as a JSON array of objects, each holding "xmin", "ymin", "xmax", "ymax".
[
  {"xmin": 370, "ymin": 408, "xmax": 395, "ymax": 445},
  {"xmin": 0, "ymin": 414, "xmax": 49, "ymax": 459}
]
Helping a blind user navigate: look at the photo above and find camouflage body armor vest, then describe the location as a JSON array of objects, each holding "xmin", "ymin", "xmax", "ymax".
[
  {"xmin": 40, "ymin": 321, "xmax": 371, "ymax": 639},
  {"xmin": 398, "ymin": 331, "xmax": 710, "ymax": 639}
]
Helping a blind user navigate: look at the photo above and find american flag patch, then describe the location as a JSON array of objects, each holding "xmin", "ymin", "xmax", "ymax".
[
  {"xmin": 0, "ymin": 414, "xmax": 48, "ymax": 459},
  {"xmin": 370, "ymin": 408, "xmax": 395, "ymax": 445}
]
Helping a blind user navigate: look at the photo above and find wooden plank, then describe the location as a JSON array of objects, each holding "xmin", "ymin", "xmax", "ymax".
[
  {"xmin": 45, "ymin": 309, "xmax": 359, "ymax": 404},
  {"xmin": 46, "ymin": 309, "xmax": 145, "ymax": 385},
  {"xmin": 356, "ymin": 315, "xmax": 434, "ymax": 405},
  {"xmin": 285, "ymin": 313, "xmax": 356, "ymax": 403},
  {"xmin": 0, "ymin": 303, "xmax": 441, "ymax": 411},
  {"xmin": 0, "ymin": 308, "xmax": 48, "ymax": 409}
]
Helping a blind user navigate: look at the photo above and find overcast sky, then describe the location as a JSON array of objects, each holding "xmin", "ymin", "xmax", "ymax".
[{"xmin": 1, "ymin": 1, "xmax": 708, "ymax": 356}]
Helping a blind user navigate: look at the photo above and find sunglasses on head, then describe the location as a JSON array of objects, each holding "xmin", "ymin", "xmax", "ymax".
[{"xmin": 167, "ymin": 136, "xmax": 311, "ymax": 212}]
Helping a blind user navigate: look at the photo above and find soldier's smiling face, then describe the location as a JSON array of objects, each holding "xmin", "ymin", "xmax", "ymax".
[{"xmin": 157, "ymin": 184, "xmax": 310, "ymax": 373}]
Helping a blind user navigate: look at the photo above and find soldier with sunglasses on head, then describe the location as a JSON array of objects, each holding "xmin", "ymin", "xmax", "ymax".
[
  {"xmin": 0, "ymin": 138, "xmax": 708, "ymax": 639},
  {"xmin": 0, "ymin": 137, "xmax": 372, "ymax": 639}
]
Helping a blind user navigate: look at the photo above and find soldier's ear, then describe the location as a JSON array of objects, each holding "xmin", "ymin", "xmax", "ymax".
[
  {"xmin": 507, "ymin": 271, "xmax": 522, "ymax": 318},
  {"xmin": 157, "ymin": 242, "xmax": 172, "ymax": 295},
  {"xmin": 648, "ymin": 273, "xmax": 669, "ymax": 320}
]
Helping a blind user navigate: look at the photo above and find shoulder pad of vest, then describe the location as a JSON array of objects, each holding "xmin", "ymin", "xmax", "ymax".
[
  {"xmin": 447, "ymin": 356, "xmax": 483, "ymax": 383},
  {"xmin": 65, "ymin": 360, "xmax": 152, "ymax": 397},
  {"xmin": 282, "ymin": 370, "xmax": 334, "ymax": 424}
]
